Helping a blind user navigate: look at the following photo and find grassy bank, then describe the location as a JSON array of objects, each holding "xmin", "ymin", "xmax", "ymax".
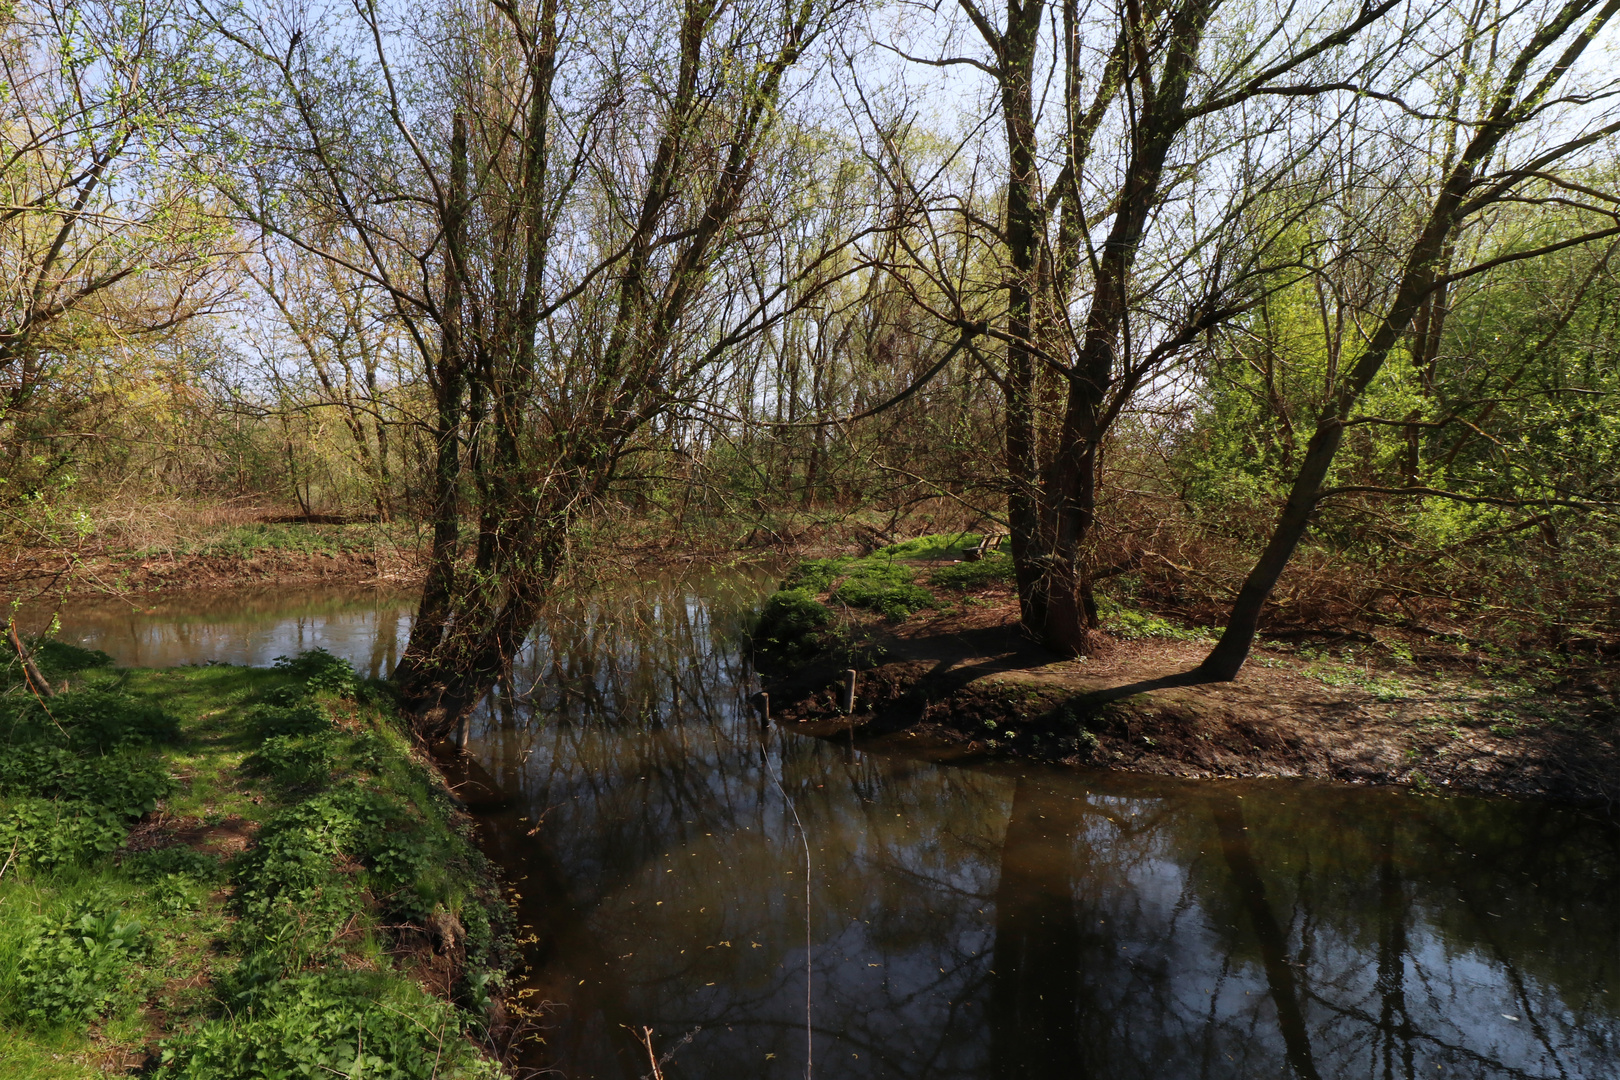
[{"xmin": 0, "ymin": 644, "xmax": 511, "ymax": 1078}]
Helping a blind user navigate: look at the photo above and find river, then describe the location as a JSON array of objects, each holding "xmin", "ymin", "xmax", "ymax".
[{"xmin": 41, "ymin": 569, "xmax": 1620, "ymax": 1079}]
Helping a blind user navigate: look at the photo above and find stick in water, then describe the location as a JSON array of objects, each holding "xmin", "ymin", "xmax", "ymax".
[{"xmin": 8, "ymin": 621, "xmax": 53, "ymax": 699}]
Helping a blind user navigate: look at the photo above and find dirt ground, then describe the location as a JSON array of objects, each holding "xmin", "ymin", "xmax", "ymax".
[{"xmin": 763, "ymin": 587, "xmax": 1620, "ymax": 805}]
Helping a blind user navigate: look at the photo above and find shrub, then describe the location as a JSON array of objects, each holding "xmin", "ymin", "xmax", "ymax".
[
  {"xmin": 32, "ymin": 640, "xmax": 114, "ymax": 676},
  {"xmin": 273, "ymin": 648, "xmax": 358, "ymax": 697},
  {"xmin": 0, "ymin": 742, "xmax": 173, "ymax": 817},
  {"xmin": 874, "ymin": 533, "xmax": 986, "ymax": 560},
  {"xmin": 245, "ymin": 733, "xmax": 340, "ymax": 790},
  {"xmin": 123, "ymin": 846, "xmax": 225, "ymax": 914},
  {"xmin": 0, "ymin": 688, "xmax": 178, "ymax": 872},
  {"xmin": 15, "ymin": 899, "xmax": 147, "ymax": 1026},
  {"xmin": 123, "ymin": 845, "xmax": 224, "ymax": 885},
  {"xmin": 0, "ymin": 689, "xmax": 179, "ymax": 753},
  {"xmin": 753, "ymin": 588, "xmax": 833, "ymax": 654},
  {"xmin": 785, "ymin": 549, "xmax": 939, "ymax": 620},
  {"xmin": 1097, "ymin": 597, "xmax": 1206, "ymax": 641},
  {"xmin": 782, "ymin": 557, "xmax": 847, "ymax": 594}
]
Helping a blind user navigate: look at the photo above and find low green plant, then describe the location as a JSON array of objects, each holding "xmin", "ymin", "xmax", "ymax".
[
  {"xmin": 243, "ymin": 733, "xmax": 340, "ymax": 789},
  {"xmin": 830, "ymin": 566, "xmax": 933, "ymax": 620},
  {"xmin": 0, "ymin": 689, "xmax": 178, "ymax": 870},
  {"xmin": 272, "ymin": 647, "xmax": 358, "ymax": 697},
  {"xmin": 250, "ymin": 699, "xmax": 334, "ymax": 739},
  {"xmin": 190, "ymin": 523, "xmax": 368, "ymax": 560},
  {"xmin": 1096, "ymin": 598, "xmax": 1206, "ymax": 641},
  {"xmin": 783, "ymin": 557, "xmax": 847, "ymax": 594},
  {"xmin": 158, "ymin": 971, "xmax": 502, "ymax": 1080},
  {"xmin": 873, "ymin": 533, "xmax": 994, "ymax": 561},
  {"xmin": 929, "ymin": 553, "xmax": 1016, "ymax": 590},
  {"xmin": 0, "ymin": 799, "xmax": 130, "ymax": 870},
  {"xmin": 13, "ymin": 898, "xmax": 147, "ymax": 1027},
  {"xmin": 31, "ymin": 640, "xmax": 114, "ymax": 677},
  {"xmin": 1, "ymin": 649, "xmax": 512, "ymax": 1075}
]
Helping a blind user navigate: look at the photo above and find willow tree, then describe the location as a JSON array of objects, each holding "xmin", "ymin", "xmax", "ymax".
[
  {"xmin": 882, "ymin": 0, "xmax": 1404, "ymax": 655},
  {"xmin": 216, "ymin": 0, "xmax": 856, "ymax": 736}
]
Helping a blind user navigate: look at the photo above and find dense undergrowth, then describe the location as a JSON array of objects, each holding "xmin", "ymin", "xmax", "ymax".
[{"xmin": 0, "ymin": 643, "xmax": 510, "ymax": 1078}]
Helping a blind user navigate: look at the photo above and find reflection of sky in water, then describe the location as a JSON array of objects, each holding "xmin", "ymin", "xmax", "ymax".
[
  {"xmin": 36, "ymin": 588, "xmax": 415, "ymax": 676},
  {"xmin": 43, "ymin": 577, "xmax": 1620, "ymax": 1079}
]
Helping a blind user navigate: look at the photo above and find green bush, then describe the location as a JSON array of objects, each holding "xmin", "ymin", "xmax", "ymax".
[
  {"xmin": 753, "ymin": 588, "xmax": 833, "ymax": 654},
  {"xmin": 14, "ymin": 899, "xmax": 146, "ymax": 1026},
  {"xmin": 0, "ymin": 742, "xmax": 173, "ymax": 816},
  {"xmin": 158, "ymin": 971, "xmax": 500, "ymax": 1080},
  {"xmin": 273, "ymin": 648, "xmax": 358, "ymax": 697},
  {"xmin": 784, "ymin": 546, "xmax": 945, "ymax": 620},
  {"xmin": 1097, "ymin": 598, "xmax": 1207, "ymax": 641},
  {"xmin": 874, "ymin": 533, "xmax": 988, "ymax": 560},
  {"xmin": 828, "ymin": 559, "xmax": 934, "ymax": 619},
  {"xmin": 0, "ymin": 689, "xmax": 177, "ymax": 870},
  {"xmin": 0, "ymin": 689, "xmax": 179, "ymax": 753},
  {"xmin": 929, "ymin": 553, "xmax": 1017, "ymax": 590},
  {"xmin": 32, "ymin": 640, "xmax": 114, "ymax": 676},
  {"xmin": 833, "ymin": 577, "xmax": 934, "ymax": 619},
  {"xmin": 122, "ymin": 846, "xmax": 225, "ymax": 913},
  {"xmin": 123, "ymin": 846, "xmax": 224, "ymax": 885}
]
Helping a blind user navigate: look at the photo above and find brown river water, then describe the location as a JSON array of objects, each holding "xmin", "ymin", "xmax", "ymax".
[{"xmin": 34, "ymin": 570, "xmax": 1620, "ymax": 1079}]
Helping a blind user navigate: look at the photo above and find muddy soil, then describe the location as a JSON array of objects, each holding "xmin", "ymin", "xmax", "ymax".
[{"xmin": 761, "ymin": 588, "xmax": 1620, "ymax": 805}]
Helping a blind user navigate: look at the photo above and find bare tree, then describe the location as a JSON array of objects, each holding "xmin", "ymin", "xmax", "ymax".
[
  {"xmin": 213, "ymin": 0, "xmax": 860, "ymax": 736},
  {"xmin": 878, "ymin": 0, "xmax": 1405, "ymax": 654}
]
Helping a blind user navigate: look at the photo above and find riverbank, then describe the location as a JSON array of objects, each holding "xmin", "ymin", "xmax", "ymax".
[
  {"xmin": 0, "ymin": 644, "xmax": 513, "ymax": 1077},
  {"xmin": 755, "ymin": 537, "xmax": 1620, "ymax": 805},
  {"xmin": 5, "ymin": 515, "xmax": 426, "ymax": 600},
  {"xmin": 2, "ymin": 498, "xmax": 966, "ymax": 602}
]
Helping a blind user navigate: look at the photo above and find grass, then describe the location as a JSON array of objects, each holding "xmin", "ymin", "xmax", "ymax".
[
  {"xmin": 768, "ymin": 532, "xmax": 1214, "ymax": 637},
  {"xmin": 183, "ymin": 522, "xmax": 380, "ymax": 559},
  {"xmin": 0, "ymin": 643, "xmax": 509, "ymax": 1078}
]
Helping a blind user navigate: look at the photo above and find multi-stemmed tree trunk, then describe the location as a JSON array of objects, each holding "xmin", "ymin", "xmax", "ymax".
[
  {"xmin": 1200, "ymin": 0, "xmax": 1620, "ymax": 679},
  {"xmin": 221, "ymin": 0, "xmax": 853, "ymax": 738},
  {"xmin": 941, "ymin": 0, "xmax": 1399, "ymax": 655}
]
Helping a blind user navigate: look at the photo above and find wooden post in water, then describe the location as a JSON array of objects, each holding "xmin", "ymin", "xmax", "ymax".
[
  {"xmin": 841, "ymin": 669, "xmax": 856, "ymax": 714},
  {"xmin": 754, "ymin": 691, "xmax": 770, "ymax": 727}
]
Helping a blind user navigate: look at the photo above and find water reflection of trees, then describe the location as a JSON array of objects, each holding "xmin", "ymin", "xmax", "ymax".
[{"xmin": 463, "ymin": 571, "xmax": 1619, "ymax": 1080}]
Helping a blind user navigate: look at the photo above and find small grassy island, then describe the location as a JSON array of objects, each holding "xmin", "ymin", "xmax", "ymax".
[
  {"xmin": 755, "ymin": 534, "xmax": 1620, "ymax": 804},
  {"xmin": 0, "ymin": 643, "xmax": 511, "ymax": 1078}
]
